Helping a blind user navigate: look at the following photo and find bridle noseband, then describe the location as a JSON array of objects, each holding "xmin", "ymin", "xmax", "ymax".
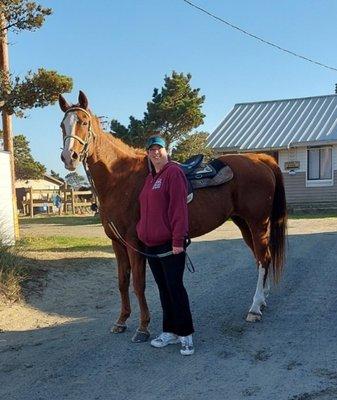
[{"xmin": 61, "ymin": 107, "xmax": 96, "ymax": 162}]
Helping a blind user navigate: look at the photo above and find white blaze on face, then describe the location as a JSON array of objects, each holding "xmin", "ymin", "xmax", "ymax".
[{"xmin": 61, "ymin": 112, "xmax": 78, "ymax": 168}]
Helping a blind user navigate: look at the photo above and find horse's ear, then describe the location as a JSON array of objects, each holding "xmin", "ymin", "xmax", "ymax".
[
  {"xmin": 78, "ymin": 90, "xmax": 88, "ymax": 109},
  {"xmin": 59, "ymin": 94, "xmax": 70, "ymax": 112}
]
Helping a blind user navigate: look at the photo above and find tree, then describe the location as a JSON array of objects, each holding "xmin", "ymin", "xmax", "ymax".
[
  {"xmin": 13, "ymin": 134, "xmax": 46, "ymax": 179},
  {"xmin": 1, "ymin": 0, "xmax": 52, "ymax": 34},
  {"xmin": 110, "ymin": 116, "xmax": 146, "ymax": 148},
  {"xmin": 50, "ymin": 169, "xmax": 64, "ymax": 182},
  {"xmin": 110, "ymin": 71, "xmax": 205, "ymax": 148},
  {"xmin": 64, "ymin": 172, "xmax": 87, "ymax": 190},
  {"xmin": 145, "ymin": 72, "xmax": 205, "ymax": 147},
  {"xmin": 172, "ymin": 132, "xmax": 214, "ymax": 163},
  {"xmin": 0, "ymin": 1, "xmax": 73, "ymax": 116},
  {"xmin": 0, "ymin": 68, "xmax": 73, "ymax": 116}
]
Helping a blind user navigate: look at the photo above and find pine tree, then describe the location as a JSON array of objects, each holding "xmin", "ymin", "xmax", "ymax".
[
  {"xmin": 173, "ymin": 132, "xmax": 214, "ymax": 163},
  {"xmin": 0, "ymin": 1, "xmax": 73, "ymax": 116},
  {"xmin": 64, "ymin": 172, "xmax": 87, "ymax": 190},
  {"xmin": 13, "ymin": 134, "xmax": 46, "ymax": 179},
  {"xmin": 110, "ymin": 71, "xmax": 205, "ymax": 148},
  {"xmin": 144, "ymin": 72, "xmax": 205, "ymax": 147},
  {"xmin": 50, "ymin": 170, "xmax": 64, "ymax": 182}
]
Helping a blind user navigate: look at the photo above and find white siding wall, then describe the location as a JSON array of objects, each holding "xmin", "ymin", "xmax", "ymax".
[
  {"xmin": 279, "ymin": 145, "xmax": 337, "ymax": 204},
  {"xmin": 0, "ymin": 151, "xmax": 15, "ymax": 245},
  {"xmin": 279, "ymin": 147, "xmax": 307, "ymax": 173},
  {"xmin": 333, "ymin": 144, "xmax": 337, "ymax": 171},
  {"xmin": 15, "ymin": 179, "xmax": 60, "ymax": 190},
  {"xmin": 15, "ymin": 179, "xmax": 61, "ymax": 200},
  {"xmin": 279, "ymin": 145, "xmax": 337, "ymax": 182}
]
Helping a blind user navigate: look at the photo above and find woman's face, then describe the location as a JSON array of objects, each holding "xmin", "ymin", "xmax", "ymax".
[{"xmin": 148, "ymin": 145, "xmax": 168, "ymax": 168}]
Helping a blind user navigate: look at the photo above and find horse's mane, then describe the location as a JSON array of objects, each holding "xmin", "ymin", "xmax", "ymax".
[{"xmin": 99, "ymin": 131, "xmax": 146, "ymax": 158}]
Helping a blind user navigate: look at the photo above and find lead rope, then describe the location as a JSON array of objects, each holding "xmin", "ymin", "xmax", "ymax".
[
  {"xmin": 185, "ymin": 251, "xmax": 195, "ymax": 273},
  {"xmin": 82, "ymin": 161, "xmax": 195, "ymax": 271}
]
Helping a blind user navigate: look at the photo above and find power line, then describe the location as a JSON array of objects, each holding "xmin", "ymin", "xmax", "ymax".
[{"xmin": 182, "ymin": 0, "xmax": 337, "ymax": 73}]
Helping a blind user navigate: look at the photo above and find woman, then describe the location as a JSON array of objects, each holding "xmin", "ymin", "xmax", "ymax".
[{"xmin": 136, "ymin": 135, "xmax": 195, "ymax": 356}]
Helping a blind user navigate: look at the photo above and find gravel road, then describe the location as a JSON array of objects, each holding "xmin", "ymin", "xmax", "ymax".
[{"xmin": 1, "ymin": 217, "xmax": 337, "ymax": 400}]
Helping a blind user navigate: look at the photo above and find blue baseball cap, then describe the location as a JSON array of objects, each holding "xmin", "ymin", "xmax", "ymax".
[{"xmin": 146, "ymin": 136, "xmax": 166, "ymax": 150}]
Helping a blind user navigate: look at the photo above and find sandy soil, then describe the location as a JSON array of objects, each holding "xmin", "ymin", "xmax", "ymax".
[
  {"xmin": 9, "ymin": 217, "xmax": 335, "ymax": 332},
  {"xmin": 1, "ymin": 217, "xmax": 337, "ymax": 400}
]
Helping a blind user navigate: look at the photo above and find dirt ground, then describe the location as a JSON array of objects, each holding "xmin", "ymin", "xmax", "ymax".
[{"xmin": 1, "ymin": 217, "xmax": 337, "ymax": 400}]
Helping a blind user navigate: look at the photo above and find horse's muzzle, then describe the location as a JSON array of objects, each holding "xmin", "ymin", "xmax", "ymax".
[{"xmin": 61, "ymin": 149, "xmax": 80, "ymax": 171}]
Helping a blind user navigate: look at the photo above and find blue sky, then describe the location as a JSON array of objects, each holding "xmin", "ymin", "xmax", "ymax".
[{"xmin": 6, "ymin": 0, "xmax": 337, "ymax": 176}]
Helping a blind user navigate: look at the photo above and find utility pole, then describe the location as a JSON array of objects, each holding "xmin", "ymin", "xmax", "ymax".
[{"xmin": 1, "ymin": 12, "xmax": 19, "ymax": 239}]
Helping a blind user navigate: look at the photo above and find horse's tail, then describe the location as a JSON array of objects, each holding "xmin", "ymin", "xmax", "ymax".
[{"xmin": 259, "ymin": 155, "xmax": 287, "ymax": 283}]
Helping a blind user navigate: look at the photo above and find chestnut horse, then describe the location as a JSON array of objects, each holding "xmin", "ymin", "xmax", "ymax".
[{"xmin": 59, "ymin": 91, "xmax": 287, "ymax": 342}]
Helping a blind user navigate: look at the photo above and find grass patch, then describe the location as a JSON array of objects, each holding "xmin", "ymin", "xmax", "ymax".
[
  {"xmin": 20, "ymin": 236, "xmax": 111, "ymax": 252},
  {"xmin": 288, "ymin": 212, "xmax": 337, "ymax": 219},
  {"xmin": 19, "ymin": 212, "xmax": 337, "ymax": 227},
  {"xmin": 0, "ymin": 241, "xmax": 29, "ymax": 303},
  {"xmin": 0, "ymin": 234, "xmax": 112, "ymax": 302},
  {"xmin": 19, "ymin": 215, "xmax": 101, "ymax": 226}
]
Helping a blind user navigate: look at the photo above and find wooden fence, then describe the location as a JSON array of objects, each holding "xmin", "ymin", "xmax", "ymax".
[{"xmin": 20, "ymin": 187, "xmax": 96, "ymax": 217}]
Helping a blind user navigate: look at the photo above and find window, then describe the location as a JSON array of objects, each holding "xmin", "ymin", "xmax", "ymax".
[{"xmin": 307, "ymin": 147, "xmax": 332, "ymax": 180}]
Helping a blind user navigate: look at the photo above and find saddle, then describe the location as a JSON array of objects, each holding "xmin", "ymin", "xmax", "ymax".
[{"xmin": 175, "ymin": 154, "xmax": 234, "ymax": 203}]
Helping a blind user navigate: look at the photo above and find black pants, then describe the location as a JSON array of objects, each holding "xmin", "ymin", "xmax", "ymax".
[{"xmin": 146, "ymin": 242, "xmax": 194, "ymax": 337}]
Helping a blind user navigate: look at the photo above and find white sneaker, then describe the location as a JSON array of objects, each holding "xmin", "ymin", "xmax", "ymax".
[
  {"xmin": 180, "ymin": 335, "xmax": 194, "ymax": 356},
  {"xmin": 150, "ymin": 332, "xmax": 180, "ymax": 348}
]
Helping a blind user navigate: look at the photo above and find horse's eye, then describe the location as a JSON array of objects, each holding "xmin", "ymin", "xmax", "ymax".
[{"xmin": 82, "ymin": 121, "xmax": 88, "ymax": 126}]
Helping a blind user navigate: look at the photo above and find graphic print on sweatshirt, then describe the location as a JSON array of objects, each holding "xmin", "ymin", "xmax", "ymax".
[{"xmin": 152, "ymin": 178, "xmax": 163, "ymax": 190}]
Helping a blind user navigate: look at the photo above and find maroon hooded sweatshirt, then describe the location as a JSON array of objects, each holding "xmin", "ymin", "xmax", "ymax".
[{"xmin": 136, "ymin": 161, "xmax": 188, "ymax": 248}]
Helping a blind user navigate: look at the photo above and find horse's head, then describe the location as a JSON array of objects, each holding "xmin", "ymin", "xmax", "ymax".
[{"xmin": 59, "ymin": 91, "xmax": 96, "ymax": 171}]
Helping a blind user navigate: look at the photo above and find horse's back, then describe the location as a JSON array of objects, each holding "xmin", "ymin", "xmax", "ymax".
[
  {"xmin": 218, "ymin": 153, "xmax": 277, "ymax": 184},
  {"xmin": 219, "ymin": 152, "xmax": 276, "ymax": 168},
  {"xmin": 217, "ymin": 153, "xmax": 279, "ymax": 219}
]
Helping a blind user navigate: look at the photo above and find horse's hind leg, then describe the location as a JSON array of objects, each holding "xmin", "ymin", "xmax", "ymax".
[
  {"xmin": 245, "ymin": 220, "xmax": 271, "ymax": 322},
  {"xmin": 232, "ymin": 216, "xmax": 254, "ymax": 253},
  {"xmin": 232, "ymin": 216, "xmax": 269, "ymax": 320},
  {"xmin": 246, "ymin": 263, "xmax": 270, "ymax": 322},
  {"xmin": 110, "ymin": 241, "xmax": 132, "ymax": 333}
]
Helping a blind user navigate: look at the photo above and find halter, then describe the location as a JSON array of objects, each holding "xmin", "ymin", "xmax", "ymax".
[{"xmin": 61, "ymin": 107, "xmax": 96, "ymax": 162}]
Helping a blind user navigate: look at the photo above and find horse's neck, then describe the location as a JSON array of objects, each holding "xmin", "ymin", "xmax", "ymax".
[
  {"xmin": 90, "ymin": 128, "xmax": 134, "ymax": 165},
  {"xmin": 86, "ymin": 129, "xmax": 147, "ymax": 202}
]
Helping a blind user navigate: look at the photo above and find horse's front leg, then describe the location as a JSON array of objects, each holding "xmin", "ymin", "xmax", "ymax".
[
  {"xmin": 127, "ymin": 248, "xmax": 150, "ymax": 343},
  {"xmin": 110, "ymin": 241, "xmax": 132, "ymax": 333}
]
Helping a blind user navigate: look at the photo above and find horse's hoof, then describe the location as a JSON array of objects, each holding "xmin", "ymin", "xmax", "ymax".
[
  {"xmin": 246, "ymin": 312, "xmax": 262, "ymax": 322},
  {"xmin": 110, "ymin": 323, "xmax": 127, "ymax": 333},
  {"xmin": 131, "ymin": 329, "xmax": 150, "ymax": 343}
]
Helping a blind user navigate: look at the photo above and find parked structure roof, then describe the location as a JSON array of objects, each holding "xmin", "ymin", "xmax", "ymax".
[
  {"xmin": 15, "ymin": 173, "xmax": 64, "ymax": 188},
  {"xmin": 208, "ymin": 94, "xmax": 337, "ymax": 151}
]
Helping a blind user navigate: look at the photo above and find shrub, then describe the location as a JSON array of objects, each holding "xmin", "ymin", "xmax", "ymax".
[{"xmin": 0, "ymin": 240, "xmax": 28, "ymax": 303}]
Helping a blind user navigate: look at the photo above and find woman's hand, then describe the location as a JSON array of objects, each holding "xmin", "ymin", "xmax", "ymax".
[{"xmin": 172, "ymin": 246, "xmax": 184, "ymax": 255}]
